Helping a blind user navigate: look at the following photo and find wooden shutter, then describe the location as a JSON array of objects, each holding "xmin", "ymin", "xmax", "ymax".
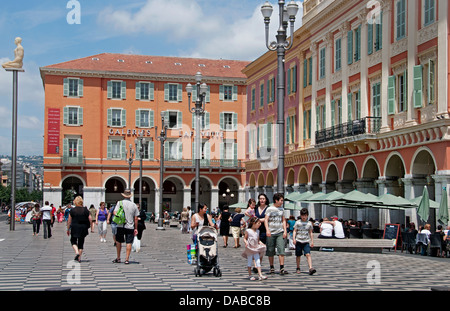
[
  {"xmin": 135, "ymin": 82, "xmax": 141, "ymax": 100},
  {"xmin": 121, "ymin": 81, "xmax": 126, "ymax": 99},
  {"xmin": 232, "ymin": 85, "xmax": 238, "ymax": 101},
  {"xmin": 388, "ymin": 75, "xmax": 396, "ymax": 115},
  {"xmin": 413, "ymin": 65, "xmax": 423, "ymax": 108},
  {"xmin": 368, "ymin": 22, "xmax": 373, "ymax": 55},
  {"xmin": 63, "ymin": 79, "xmax": 69, "ymax": 97},
  {"xmin": 107, "ymin": 140, "xmax": 112, "ymax": 159},
  {"xmin": 136, "ymin": 110, "xmax": 141, "ymax": 128},
  {"xmin": 347, "ymin": 30, "xmax": 353, "ymax": 65},
  {"xmin": 78, "ymin": 107, "xmax": 83, "ymax": 126},
  {"xmin": 63, "ymin": 107, "xmax": 68, "ymax": 125},
  {"xmin": 78, "ymin": 79, "xmax": 83, "ymax": 97},
  {"xmin": 107, "ymin": 81, "xmax": 112, "ymax": 99}
]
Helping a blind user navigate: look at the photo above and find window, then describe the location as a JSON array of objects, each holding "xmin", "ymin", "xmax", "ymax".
[
  {"xmin": 192, "ymin": 112, "xmax": 210, "ymax": 130},
  {"xmin": 348, "ymin": 90, "xmax": 361, "ymax": 122},
  {"xmin": 107, "ymin": 81, "xmax": 126, "ymax": 100},
  {"xmin": 368, "ymin": 12, "xmax": 383, "ymax": 55},
  {"xmin": 331, "ymin": 98, "xmax": 342, "ymax": 127},
  {"xmin": 335, "ymin": 38, "xmax": 342, "ymax": 72},
  {"xmin": 136, "ymin": 82, "xmax": 154, "ymax": 101},
  {"xmin": 68, "ymin": 139, "xmax": 78, "ymax": 158},
  {"xmin": 319, "ymin": 47, "xmax": 326, "ymax": 79},
  {"xmin": 220, "ymin": 112, "xmax": 237, "ymax": 131},
  {"xmin": 347, "ymin": 26, "xmax": 361, "ymax": 64},
  {"xmin": 165, "ymin": 141, "xmax": 182, "ymax": 160},
  {"xmin": 63, "ymin": 78, "xmax": 83, "ymax": 97},
  {"xmin": 396, "ymin": 0, "xmax": 406, "ymax": 40},
  {"xmin": 372, "ymin": 82, "xmax": 381, "ymax": 118},
  {"xmin": 260, "ymin": 83, "xmax": 264, "ymax": 107},
  {"xmin": 316, "ymin": 105, "xmax": 326, "ymax": 131},
  {"xmin": 164, "ymin": 84, "xmax": 182, "ymax": 102},
  {"xmin": 220, "ymin": 85, "xmax": 238, "ymax": 101},
  {"xmin": 303, "ymin": 110, "xmax": 311, "ymax": 140},
  {"xmin": 398, "ymin": 72, "xmax": 407, "ymax": 112},
  {"xmin": 63, "ymin": 138, "xmax": 83, "ymax": 164},
  {"xmin": 287, "ymin": 65, "xmax": 297, "ymax": 95},
  {"xmin": 112, "ymin": 109, "xmax": 122, "ymax": 127},
  {"xmin": 424, "ymin": 0, "xmax": 435, "ymax": 26},
  {"xmin": 136, "ymin": 109, "xmax": 155, "ymax": 128},
  {"xmin": 267, "ymin": 77, "xmax": 276, "ymax": 103},
  {"xmin": 286, "ymin": 115, "xmax": 296, "ymax": 145},
  {"xmin": 63, "ymin": 106, "xmax": 83, "ymax": 126},
  {"xmin": 111, "ymin": 140, "xmax": 122, "ymax": 159},
  {"xmin": 428, "ymin": 59, "xmax": 436, "ymax": 105},
  {"xmin": 136, "ymin": 141, "xmax": 154, "ymax": 160},
  {"xmin": 193, "ymin": 140, "xmax": 210, "ymax": 164}
]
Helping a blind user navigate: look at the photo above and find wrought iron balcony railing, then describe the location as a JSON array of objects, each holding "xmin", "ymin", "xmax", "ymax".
[{"xmin": 315, "ymin": 117, "xmax": 381, "ymax": 145}]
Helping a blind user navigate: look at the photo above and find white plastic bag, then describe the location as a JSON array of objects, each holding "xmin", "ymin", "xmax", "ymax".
[{"xmin": 132, "ymin": 236, "xmax": 141, "ymax": 252}]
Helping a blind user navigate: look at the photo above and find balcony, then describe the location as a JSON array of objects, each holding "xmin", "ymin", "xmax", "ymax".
[
  {"xmin": 61, "ymin": 156, "xmax": 85, "ymax": 166},
  {"xmin": 315, "ymin": 117, "xmax": 381, "ymax": 145},
  {"xmin": 165, "ymin": 159, "xmax": 243, "ymax": 170}
]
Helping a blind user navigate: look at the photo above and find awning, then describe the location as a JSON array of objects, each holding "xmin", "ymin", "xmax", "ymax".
[{"xmin": 286, "ymin": 191, "xmax": 314, "ymax": 202}]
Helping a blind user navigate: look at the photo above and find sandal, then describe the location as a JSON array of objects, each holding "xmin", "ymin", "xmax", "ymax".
[
  {"xmin": 309, "ymin": 268, "xmax": 316, "ymax": 275},
  {"xmin": 280, "ymin": 268, "xmax": 288, "ymax": 275},
  {"xmin": 258, "ymin": 275, "xmax": 267, "ymax": 280},
  {"xmin": 249, "ymin": 276, "xmax": 257, "ymax": 281},
  {"xmin": 112, "ymin": 258, "xmax": 121, "ymax": 263},
  {"xmin": 124, "ymin": 260, "xmax": 130, "ymax": 265},
  {"xmin": 269, "ymin": 267, "xmax": 275, "ymax": 274},
  {"xmin": 296, "ymin": 268, "xmax": 301, "ymax": 274}
]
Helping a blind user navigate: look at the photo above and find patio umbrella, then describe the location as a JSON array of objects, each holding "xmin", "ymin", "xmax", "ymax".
[
  {"xmin": 303, "ymin": 192, "xmax": 328, "ymax": 202},
  {"xmin": 283, "ymin": 201, "xmax": 297, "ymax": 210},
  {"xmin": 337, "ymin": 190, "xmax": 381, "ymax": 204},
  {"xmin": 438, "ymin": 187, "xmax": 449, "ymax": 225},
  {"xmin": 286, "ymin": 191, "xmax": 314, "ymax": 202},
  {"xmin": 229, "ymin": 202, "xmax": 248, "ymax": 208},
  {"xmin": 417, "ymin": 186, "xmax": 430, "ymax": 222},
  {"xmin": 410, "ymin": 196, "xmax": 440, "ymax": 209},
  {"xmin": 376, "ymin": 193, "xmax": 417, "ymax": 210}
]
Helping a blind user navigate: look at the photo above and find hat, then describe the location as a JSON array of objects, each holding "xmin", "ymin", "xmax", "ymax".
[
  {"xmin": 121, "ymin": 189, "xmax": 133, "ymax": 198},
  {"xmin": 331, "ymin": 216, "xmax": 338, "ymax": 220}
]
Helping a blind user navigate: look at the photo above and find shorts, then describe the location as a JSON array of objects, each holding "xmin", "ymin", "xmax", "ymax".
[
  {"xmin": 266, "ymin": 233, "xmax": 285, "ymax": 257},
  {"xmin": 231, "ymin": 226, "xmax": 241, "ymax": 239},
  {"xmin": 111, "ymin": 223, "xmax": 118, "ymax": 235},
  {"xmin": 295, "ymin": 242, "xmax": 311, "ymax": 257},
  {"xmin": 115, "ymin": 227, "xmax": 135, "ymax": 244}
]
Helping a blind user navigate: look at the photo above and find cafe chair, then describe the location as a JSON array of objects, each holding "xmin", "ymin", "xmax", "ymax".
[
  {"xmin": 362, "ymin": 228, "xmax": 373, "ymax": 239},
  {"xmin": 401, "ymin": 232, "xmax": 416, "ymax": 254},
  {"xmin": 349, "ymin": 227, "xmax": 362, "ymax": 239},
  {"xmin": 429, "ymin": 232, "xmax": 444, "ymax": 257},
  {"xmin": 416, "ymin": 233, "xmax": 429, "ymax": 256}
]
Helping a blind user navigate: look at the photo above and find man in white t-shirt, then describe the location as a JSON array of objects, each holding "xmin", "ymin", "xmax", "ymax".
[
  {"xmin": 41, "ymin": 201, "xmax": 53, "ymax": 239},
  {"xmin": 318, "ymin": 217, "xmax": 333, "ymax": 238}
]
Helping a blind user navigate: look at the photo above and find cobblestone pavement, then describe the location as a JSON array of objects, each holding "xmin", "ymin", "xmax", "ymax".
[{"xmin": 0, "ymin": 215, "xmax": 448, "ymax": 293}]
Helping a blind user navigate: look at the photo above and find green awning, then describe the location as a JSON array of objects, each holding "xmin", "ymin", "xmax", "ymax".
[{"xmin": 286, "ymin": 191, "xmax": 314, "ymax": 202}]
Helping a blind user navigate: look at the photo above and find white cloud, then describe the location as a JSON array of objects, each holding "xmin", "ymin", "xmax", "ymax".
[{"xmin": 98, "ymin": 0, "xmax": 304, "ymax": 61}]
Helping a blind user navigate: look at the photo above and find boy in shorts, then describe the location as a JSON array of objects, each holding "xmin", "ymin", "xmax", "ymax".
[{"xmin": 293, "ymin": 208, "xmax": 316, "ymax": 275}]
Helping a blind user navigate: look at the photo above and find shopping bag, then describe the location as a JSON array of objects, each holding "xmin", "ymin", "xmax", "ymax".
[{"xmin": 132, "ymin": 236, "xmax": 141, "ymax": 252}]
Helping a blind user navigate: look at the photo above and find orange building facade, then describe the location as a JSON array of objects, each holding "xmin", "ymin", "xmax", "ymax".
[
  {"xmin": 40, "ymin": 53, "xmax": 249, "ymax": 214},
  {"xmin": 244, "ymin": 0, "xmax": 450, "ymax": 229}
]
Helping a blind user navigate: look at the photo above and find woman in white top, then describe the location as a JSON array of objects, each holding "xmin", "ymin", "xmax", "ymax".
[
  {"xmin": 318, "ymin": 218, "xmax": 334, "ymax": 238},
  {"xmin": 191, "ymin": 203, "xmax": 215, "ymax": 243}
]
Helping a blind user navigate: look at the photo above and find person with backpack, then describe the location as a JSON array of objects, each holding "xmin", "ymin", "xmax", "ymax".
[{"xmin": 112, "ymin": 189, "xmax": 139, "ymax": 265}]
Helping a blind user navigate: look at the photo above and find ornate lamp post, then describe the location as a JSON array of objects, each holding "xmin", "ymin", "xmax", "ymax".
[
  {"xmin": 186, "ymin": 72, "xmax": 208, "ymax": 210},
  {"xmin": 155, "ymin": 112, "xmax": 168, "ymax": 230},
  {"xmin": 261, "ymin": 1, "xmax": 299, "ymax": 196},
  {"xmin": 126, "ymin": 144, "xmax": 135, "ymax": 192},
  {"xmin": 135, "ymin": 133, "xmax": 146, "ymax": 210}
]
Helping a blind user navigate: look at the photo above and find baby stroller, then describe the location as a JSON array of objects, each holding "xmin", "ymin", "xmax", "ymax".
[{"xmin": 194, "ymin": 226, "xmax": 222, "ymax": 277}]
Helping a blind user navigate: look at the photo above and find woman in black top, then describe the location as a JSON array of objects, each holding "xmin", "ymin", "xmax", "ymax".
[
  {"xmin": 67, "ymin": 196, "xmax": 92, "ymax": 262},
  {"xmin": 218, "ymin": 205, "xmax": 232, "ymax": 247},
  {"xmin": 255, "ymin": 193, "xmax": 270, "ymax": 244}
]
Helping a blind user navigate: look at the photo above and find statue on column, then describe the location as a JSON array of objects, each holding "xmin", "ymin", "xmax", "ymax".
[{"xmin": 2, "ymin": 37, "xmax": 24, "ymax": 69}]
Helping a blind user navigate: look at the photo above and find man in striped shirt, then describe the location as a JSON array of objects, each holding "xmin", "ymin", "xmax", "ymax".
[{"xmin": 264, "ymin": 193, "xmax": 288, "ymax": 275}]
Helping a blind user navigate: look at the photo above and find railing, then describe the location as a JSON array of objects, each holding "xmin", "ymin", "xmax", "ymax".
[
  {"xmin": 166, "ymin": 159, "xmax": 243, "ymax": 169},
  {"xmin": 315, "ymin": 117, "xmax": 381, "ymax": 145},
  {"xmin": 61, "ymin": 156, "xmax": 85, "ymax": 166}
]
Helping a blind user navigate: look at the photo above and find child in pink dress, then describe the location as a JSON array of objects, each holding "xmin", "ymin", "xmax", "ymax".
[{"xmin": 242, "ymin": 217, "xmax": 267, "ymax": 281}]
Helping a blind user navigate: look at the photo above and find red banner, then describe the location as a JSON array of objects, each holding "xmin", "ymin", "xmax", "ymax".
[{"xmin": 47, "ymin": 108, "xmax": 60, "ymax": 154}]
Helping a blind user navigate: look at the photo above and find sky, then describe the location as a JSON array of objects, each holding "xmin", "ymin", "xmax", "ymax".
[{"xmin": 0, "ymin": 0, "xmax": 303, "ymax": 156}]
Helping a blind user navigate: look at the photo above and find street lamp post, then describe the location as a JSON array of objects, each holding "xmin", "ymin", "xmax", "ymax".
[
  {"xmin": 155, "ymin": 112, "xmax": 168, "ymax": 230},
  {"xmin": 135, "ymin": 133, "xmax": 146, "ymax": 210},
  {"xmin": 186, "ymin": 72, "xmax": 208, "ymax": 210},
  {"xmin": 261, "ymin": 1, "xmax": 299, "ymax": 196},
  {"xmin": 126, "ymin": 144, "xmax": 135, "ymax": 192}
]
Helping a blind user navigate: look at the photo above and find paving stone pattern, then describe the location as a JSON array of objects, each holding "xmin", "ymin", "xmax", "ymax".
[{"xmin": 0, "ymin": 216, "xmax": 448, "ymax": 291}]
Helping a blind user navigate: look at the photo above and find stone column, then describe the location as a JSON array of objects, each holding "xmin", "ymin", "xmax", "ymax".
[
  {"xmin": 380, "ymin": 0, "xmax": 392, "ymax": 132},
  {"xmin": 437, "ymin": 0, "xmax": 449, "ymax": 118},
  {"xmin": 183, "ymin": 188, "xmax": 192, "ymax": 209},
  {"xmin": 310, "ymin": 43, "xmax": 318, "ymax": 146},
  {"xmin": 406, "ymin": 0, "xmax": 417, "ymax": 125}
]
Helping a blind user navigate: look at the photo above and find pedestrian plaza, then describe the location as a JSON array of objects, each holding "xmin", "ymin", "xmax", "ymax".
[{"xmin": 0, "ymin": 214, "xmax": 448, "ymax": 293}]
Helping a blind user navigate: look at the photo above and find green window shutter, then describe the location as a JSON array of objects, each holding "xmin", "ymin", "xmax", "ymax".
[
  {"xmin": 286, "ymin": 117, "xmax": 290, "ymax": 144},
  {"xmin": 429, "ymin": 59, "xmax": 435, "ymax": 104},
  {"xmin": 308, "ymin": 58, "xmax": 312, "ymax": 85},
  {"xmin": 268, "ymin": 123, "xmax": 272, "ymax": 147},
  {"xmin": 219, "ymin": 85, "xmax": 224, "ymax": 101},
  {"xmin": 205, "ymin": 112, "xmax": 210, "ymax": 129},
  {"xmin": 149, "ymin": 141, "xmax": 154, "ymax": 160},
  {"xmin": 413, "ymin": 65, "xmax": 423, "ymax": 108},
  {"xmin": 260, "ymin": 83, "xmax": 264, "ymax": 107},
  {"xmin": 136, "ymin": 110, "xmax": 141, "ymax": 128},
  {"xmin": 121, "ymin": 109, "xmax": 126, "ymax": 127},
  {"xmin": 355, "ymin": 26, "xmax": 361, "ymax": 61},
  {"xmin": 219, "ymin": 112, "xmax": 224, "ymax": 130},
  {"xmin": 233, "ymin": 113, "xmax": 238, "ymax": 131},
  {"xmin": 331, "ymin": 100, "xmax": 336, "ymax": 127},
  {"xmin": 178, "ymin": 142, "xmax": 183, "ymax": 160},
  {"xmin": 63, "ymin": 78, "xmax": 69, "ymax": 97},
  {"xmin": 121, "ymin": 140, "xmax": 126, "ymax": 160},
  {"xmin": 63, "ymin": 107, "xmax": 68, "ymax": 125},
  {"xmin": 316, "ymin": 106, "xmax": 319, "ymax": 131},
  {"xmin": 403, "ymin": 69, "xmax": 408, "ymax": 111},
  {"xmin": 177, "ymin": 111, "xmax": 182, "ymax": 128},
  {"xmin": 78, "ymin": 79, "xmax": 84, "ymax": 97},
  {"xmin": 293, "ymin": 65, "xmax": 297, "ymax": 93},
  {"xmin": 205, "ymin": 85, "xmax": 210, "ymax": 103},
  {"xmin": 348, "ymin": 93, "xmax": 353, "ymax": 121},
  {"xmin": 271, "ymin": 78, "xmax": 276, "ymax": 102},
  {"xmin": 177, "ymin": 83, "xmax": 183, "ymax": 102},
  {"xmin": 149, "ymin": 110, "xmax": 154, "ymax": 128},
  {"xmin": 322, "ymin": 105, "xmax": 326, "ymax": 129},
  {"xmin": 135, "ymin": 140, "xmax": 141, "ymax": 160},
  {"xmin": 121, "ymin": 81, "xmax": 126, "ymax": 99},
  {"xmin": 107, "ymin": 108, "xmax": 112, "ymax": 127},
  {"xmin": 303, "ymin": 111, "xmax": 307, "ymax": 140},
  {"xmin": 77, "ymin": 139, "xmax": 83, "ymax": 162},
  {"xmin": 164, "ymin": 141, "xmax": 169, "ymax": 160},
  {"xmin": 357, "ymin": 90, "xmax": 361, "ymax": 119},
  {"xmin": 233, "ymin": 143, "xmax": 237, "ymax": 164},
  {"xmin": 287, "ymin": 68, "xmax": 291, "ymax": 95},
  {"xmin": 136, "ymin": 82, "xmax": 141, "ymax": 100},
  {"xmin": 303, "ymin": 59, "xmax": 308, "ymax": 88},
  {"xmin": 308, "ymin": 110, "xmax": 311, "ymax": 139},
  {"xmin": 348, "ymin": 30, "xmax": 353, "ymax": 65},
  {"xmin": 368, "ymin": 22, "xmax": 373, "ymax": 55},
  {"xmin": 164, "ymin": 84, "xmax": 169, "ymax": 101},
  {"xmin": 388, "ymin": 75, "xmax": 396, "ymax": 115},
  {"xmin": 107, "ymin": 140, "xmax": 112, "ymax": 159},
  {"xmin": 150, "ymin": 83, "xmax": 154, "ymax": 101},
  {"xmin": 78, "ymin": 107, "xmax": 83, "ymax": 126},
  {"xmin": 63, "ymin": 138, "xmax": 69, "ymax": 160},
  {"xmin": 376, "ymin": 12, "xmax": 383, "ymax": 50},
  {"xmin": 232, "ymin": 86, "xmax": 238, "ymax": 101},
  {"xmin": 204, "ymin": 141, "xmax": 210, "ymax": 161},
  {"xmin": 107, "ymin": 81, "xmax": 112, "ymax": 99}
]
